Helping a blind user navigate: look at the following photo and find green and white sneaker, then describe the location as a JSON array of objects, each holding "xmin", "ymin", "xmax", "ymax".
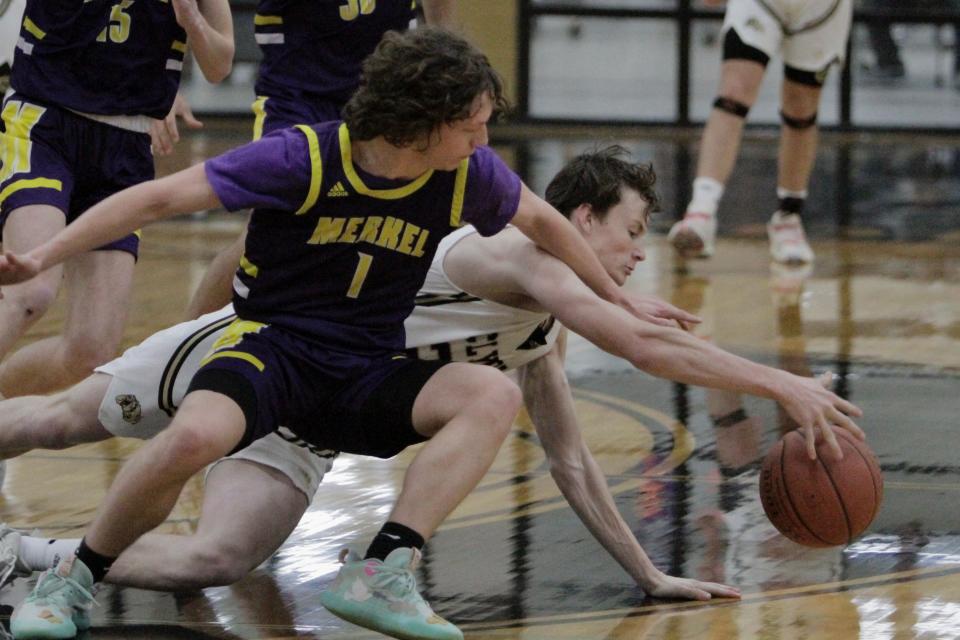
[
  {"xmin": 0, "ymin": 524, "xmax": 33, "ymax": 588},
  {"xmin": 320, "ymin": 547, "xmax": 462, "ymax": 640},
  {"xmin": 11, "ymin": 555, "xmax": 96, "ymax": 639}
]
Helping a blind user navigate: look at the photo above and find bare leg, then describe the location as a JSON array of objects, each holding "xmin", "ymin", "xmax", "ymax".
[
  {"xmin": 777, "ymin": 78, "xmax": 822, "ymax": 192},
  {"xmin": 0, "ymin": 249, "xmax": 134, "ymax": 396},
  {"xmin": 0, "ymin": 373, "xmax": 112, "ymax": 457},
  {"xmin": 387, "ymin": 363, "xmax": 521, "ymax": 538},
  {"xmin": 0, "ymin": 206, "xmax": 65, "ymax": 363},
  {"xmin": 104, "ymin": 459, "xmax": 309, "ymax": 590},
  {"xmin": 184, "ymin": 227, "xmax": 247, "ymax": 320},
  {"xmin": 695, "ymin": 59, "xmax": 766, "ymax": 184},
  {"xmin": 671, "ymin": 59, "xmax": 766, "ymax": 257},
  {"xmin": 83, "ymin": 391, "xmax": 246, "ymax": 558}
]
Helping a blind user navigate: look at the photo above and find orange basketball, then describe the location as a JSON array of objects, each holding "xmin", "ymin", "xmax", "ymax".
[{"xmin": 759, "ymin": 426, "xmax": 883, "ymax": 547}]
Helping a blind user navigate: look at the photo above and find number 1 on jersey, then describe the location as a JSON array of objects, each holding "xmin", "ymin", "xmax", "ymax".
[{"xmin": 347, "ymin": 252, "xmax": 373, "ymax": 299}]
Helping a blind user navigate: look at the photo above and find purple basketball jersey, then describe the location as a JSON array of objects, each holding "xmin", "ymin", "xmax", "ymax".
[
  {"xmin": 204, "ymin": 120, "xmax": 521, "ymax": 355},
  {"xmin": 11, "ymin": 0, "xmax": 186, "ymax": 118}
]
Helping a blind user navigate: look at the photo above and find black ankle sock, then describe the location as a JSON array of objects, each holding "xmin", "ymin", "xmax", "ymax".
[
  {"xmin": 364, "ymin": 521, "xmax": 425, "ymax": 561},
  {"xmin": 778, "ymin": 196, "xmax": 805, "ymax": 214},
  {"xmin": 75, "ymin": 539, "xmax": 116, "ymax": 583}
]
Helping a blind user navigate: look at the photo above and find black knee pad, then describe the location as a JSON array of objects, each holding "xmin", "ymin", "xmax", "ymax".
[
  {"xmin": 713, "ymin": 96, "xmax": 751, "ymax": 119},
  {"xmin": 785, "ymin": 63, "xmax": 828, "ymax": 87},
  {"xmin": 780, "ymin": 109, "xmax": 817, "ymax": 130},
  {"xmin": 722, "ymin": 27, "xmax": 770, "ymax": 66}
]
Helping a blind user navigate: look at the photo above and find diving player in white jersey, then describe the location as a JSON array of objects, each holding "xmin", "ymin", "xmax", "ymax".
[{"xmin": 0, "ymin": 147, "xmax": 861, "ymax": 602}]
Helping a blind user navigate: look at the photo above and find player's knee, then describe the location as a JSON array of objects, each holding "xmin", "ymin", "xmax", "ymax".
[
  {"xmin": 7, "ymin": 281, "xmax": 58, "ymax": 320},
  {"xmin": 158, "ymin": 423, "xmax": 232, "ymax": 475},
  {"xmin": 712, "ymin": 95, "xmax": 751, "ymax": 119},
  {"xmin": 181, "ymin": 543, "xmax": 253, "ymax": 587},
  {"xmin": 475, "ymin": 373, "xmax": 522, "ymax": 438},
  {"xmin": 780, "ymin": 109, "xmax": 818, "ymax": 130}
]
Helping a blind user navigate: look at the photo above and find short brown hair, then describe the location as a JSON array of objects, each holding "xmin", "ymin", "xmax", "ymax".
[
  {"xmin": 342, "ymin": 28, "xmax": 508, "ymax": 147},
  {"xmin": 545, "ymin": 146, "xmax": 660, "ymax": 221}
]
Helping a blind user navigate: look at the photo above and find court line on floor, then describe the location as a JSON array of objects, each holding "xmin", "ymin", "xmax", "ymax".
[{"xmin": 456, "ymin": 563, "xmax": 960, "ymax": 632}]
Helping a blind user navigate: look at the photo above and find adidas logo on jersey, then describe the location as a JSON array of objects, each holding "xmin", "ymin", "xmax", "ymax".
[{"xmin": 327, "ymin": 181, "xmax": 349, "ymax": 197}]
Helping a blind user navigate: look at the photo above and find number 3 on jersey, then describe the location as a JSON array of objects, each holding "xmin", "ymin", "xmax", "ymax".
[
  {"xmin": 347, "ymin": 252, "xmax": 373, "ymax": 298},
  {"xmin": 339, "ymin": 0, "xmax": 375, "ymax": 21}
]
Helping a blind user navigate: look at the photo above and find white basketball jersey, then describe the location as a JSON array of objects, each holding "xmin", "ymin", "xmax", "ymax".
[
  {"xmin": 405, "ymin": 225, "xmax": 561, "ymax": 371},
  {"xmin": 1, "ymin": 0, "xmax": 25, "ymax": 75}
]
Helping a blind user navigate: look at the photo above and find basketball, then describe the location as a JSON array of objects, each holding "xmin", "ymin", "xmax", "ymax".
[{"xmin": 759, "ymin": 426, "xmax": 883, "ymax": 547}]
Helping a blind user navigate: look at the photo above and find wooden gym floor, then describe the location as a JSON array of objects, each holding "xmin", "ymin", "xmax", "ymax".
[{"xmin": 1, "ymin": 121, "xmax": 958, "ymax": 638}]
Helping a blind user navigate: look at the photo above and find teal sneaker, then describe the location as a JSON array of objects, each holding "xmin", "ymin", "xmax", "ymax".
[
  {"xmin": 10, "ymin": 555, "xmax": 96, "ymax": 639},
  {"xmin": 320, "ymin": 547, "xmax": 463, "ymax": 640}
]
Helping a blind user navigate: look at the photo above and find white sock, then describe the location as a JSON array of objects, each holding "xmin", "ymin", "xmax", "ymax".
[
  {"xmin": 688, "ymin": 177, "xmax": 724, "ymax": 217},
  {"xmin": 776, "ymin": 187, "xmax": 808, "ymax": 200},
  {"xmin": 18, "ymin": 536, "xmax": 81, "ymax": 572}
]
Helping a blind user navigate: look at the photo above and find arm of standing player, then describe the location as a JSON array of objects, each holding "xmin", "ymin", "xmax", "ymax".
[
  {"xmin": 420, "ymin": 0, "xmax": 458, "ymax": 28},
  {"xmin": 510, "ymin": 184, "xmax": 654, "ymax": 324},
  {"xmin": 0, "ymin": 164, "xmax": 220, "ymax": 285},
  {"xmin": 518, "ymin": 336, "xmax": 742, "ymax": 601},
  {"xmin": 176, "ymin": 0, "xmax": 235, "ymax": 83}
]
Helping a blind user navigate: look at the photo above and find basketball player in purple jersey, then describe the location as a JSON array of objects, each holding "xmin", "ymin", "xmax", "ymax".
[
  {"xmin": 184, "ymin": 0, "xmax": 457, "ymax": 319},
  {"xmin": 0, "ymin": 29, "xmax": 654, "ymax": 640},
  {"xmin": 0, "ymin": 0, "xmax": 234, "ymax": 399}
]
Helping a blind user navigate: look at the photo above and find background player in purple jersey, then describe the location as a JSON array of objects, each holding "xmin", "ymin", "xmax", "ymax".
[
  {"xmin": 184, "ymin": 0, "xmax": 457, "ymax": 319},
  {"xmin": 0, "ymin": 29, "xmax": 659, "ymax": 640},
  {"xmin": 0, "ymin": 0, "xmax": 234, "ymax": 400}
]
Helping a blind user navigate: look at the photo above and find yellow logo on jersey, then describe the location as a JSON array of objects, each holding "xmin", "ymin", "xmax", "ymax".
[
  {"xmin": 308, "ymin": 215, "xmax": 429, "ymax": 257},
  {"xmin": 327, "ymin": 181, "xmax": 349, "ymax": 198}
]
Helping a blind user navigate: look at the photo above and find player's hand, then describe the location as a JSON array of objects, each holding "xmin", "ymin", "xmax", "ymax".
[
  {"xmin": 642, "ymin": 571, "xmax": 741, "ymax": 601},
  {"xmin": 150, "ymin": 93, "xmax": 203, "ymax": 156},
  {"xmin": 779, "ymin": 371, "xmax": 865, "ymax": 461},
  {"xmin": 171, "ymin": 0, "xmax": 204, "ymax": 30},
  {"xmin": 0, "ymin": 251, "xmax": 43, "ymax": 293},
  {"xmin": 621, "ymin": 293, "xmax": 702, "ymax": 328}
]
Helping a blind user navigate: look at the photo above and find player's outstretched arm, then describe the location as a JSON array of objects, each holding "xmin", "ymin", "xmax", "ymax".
[
  {"xmin": 518, "ymin": 341, "xmax": 741, "ymax": 601},
  {"xmin": 2, "ymin": 164, "xmax": 220, "ymax": 282},
  {"xmin": 499, "ymin": 250, "xmax": 864, "ymax": 460},
  {"xmin": 177, "ymin": 0, "xmax": 234, "ymax": 83}
]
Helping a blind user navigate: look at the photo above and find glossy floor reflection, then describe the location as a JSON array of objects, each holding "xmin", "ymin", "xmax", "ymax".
[{"xmin": 0, "ymin": 124, "xmax": 957, "ymax": 639}]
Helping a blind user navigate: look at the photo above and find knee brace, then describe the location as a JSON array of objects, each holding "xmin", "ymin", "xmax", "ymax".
[
  {"xmin": 780, "ymin": 109, "xmax": 817, "ymax": 130},
  {"xmin": 713, "ymin": 96, "xmax": 751, "ymax": 119}
]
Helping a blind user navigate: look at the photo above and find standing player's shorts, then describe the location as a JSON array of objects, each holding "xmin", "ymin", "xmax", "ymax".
[
  {"xmin": 95, "ymin": 305, "xmax": 337, "ymax": 499},
  {"xmin": 250, "ymin": 93, "xmax": 342, "ymax": 141},
  {"xmin": 722, "ymin": 0, "xmax": 853, "ymax": 72},
  {"xmin": 0, "ymin": 92, "xmax": 147, "ymax": 256},
  {"xmin": 187, "ymin": 320, "xmax": 449, "ymax": 460}
]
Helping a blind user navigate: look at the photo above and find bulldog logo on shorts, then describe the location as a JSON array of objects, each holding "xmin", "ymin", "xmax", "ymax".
[{"xmin": 116, "ymin": 394, "xmax": 142, "ymax": 425}]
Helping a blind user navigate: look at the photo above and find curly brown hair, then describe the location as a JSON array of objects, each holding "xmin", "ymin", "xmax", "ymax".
[
  {"xmin": 545, "ymin": 146, "xmax": 660, "ymax": 222},
  {"xmin": 342, "ymin": 28, "xmax": 509, "ymax": 147}
]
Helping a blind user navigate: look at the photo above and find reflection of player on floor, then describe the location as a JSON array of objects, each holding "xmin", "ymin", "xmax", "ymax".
[
  {"xmin": 668, "ymin": 0, "xmax": 853, "ymax": 265},
  {"xmin": 0, "ymin": 0, "xmax": 234, "ymax": 399},
  {"xmin": 0, "ymin": 29, "xmax": 656, "ymax": 640},
  {"xmin": 185, "ymin": 0, "xmax": 457, "ymax": 318},
  {"xmin": 0, "ymin": 149, "xmax": 863, "ymax": 613}
]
